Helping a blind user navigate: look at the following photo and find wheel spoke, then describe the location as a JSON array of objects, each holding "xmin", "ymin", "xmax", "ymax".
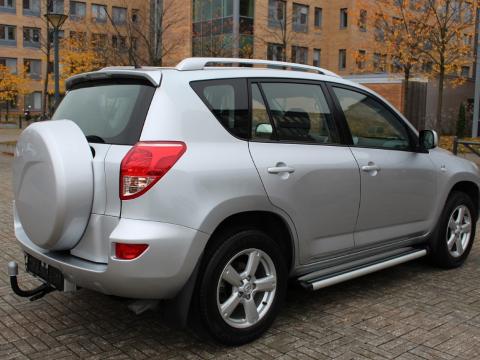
[
  {"xmin": 220, "ymin": 292, "xmax": 241, "ymax": 319},
  {"xmin": 244, "ymin": 250, "xmax": 261, "ymax": 278},
  {"xmin": 456, "ymin": 207, "xmax": 465, "ymax": 224},
  {"xmin": 456, "ymin": 236, "xmax": 464, "ymax": 254},
  {"xmin": 222, "ymin": 265, "xmax": 243, "ymax": 287},
  {"xmin": 243, "ymin": 298, "xmax": 259, "ymax": 324},
  {"xmin": 448, "ymin": 218, "xmax": 457, "ymax": 231},
  {"xmin": 254, "ymin": 275, "xmax": 276, "ymax": 292},
  {"xmin": 461, "ymin": 222, "xmax": 471, "ymax": 233},
  {"xmin": 447, "ymin": 234, "xmax": 457, "ymax": 250}
]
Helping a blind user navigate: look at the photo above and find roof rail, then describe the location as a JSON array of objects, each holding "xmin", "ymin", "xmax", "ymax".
[{"xmin": 176, "ymin": 57, "xmax": 340, "ymax": 78}]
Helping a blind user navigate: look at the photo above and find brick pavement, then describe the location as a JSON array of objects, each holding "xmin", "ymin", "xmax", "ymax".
[{"xmin": 1, "ymin": 154, "xmax": 480, "ymax": 359}]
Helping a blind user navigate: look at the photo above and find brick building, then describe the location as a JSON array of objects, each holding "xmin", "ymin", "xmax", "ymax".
[
  {"xmin": 1, "ymin": 0, "xmax": 477, "ymax": 126},
  {"xmin": 0, "ymin": 0, "xmax": 147, "ymax": 116}
]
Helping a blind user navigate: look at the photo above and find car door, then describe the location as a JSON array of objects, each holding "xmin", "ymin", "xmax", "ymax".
[
  {"xmin": 248, "ymin": 80, "xmax": 361, "ymax": 264},
  {"xmin": 329, "ymin": 84, "xmax": 437, "ymax": 247}
]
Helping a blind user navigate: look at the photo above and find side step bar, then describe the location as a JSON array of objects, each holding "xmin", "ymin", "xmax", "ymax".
[{"xmin": 300, "ymin": 249, "xmax": 427, "ymax": 291}]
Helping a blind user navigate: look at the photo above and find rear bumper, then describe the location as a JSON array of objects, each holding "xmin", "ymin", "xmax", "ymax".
[{"xmin": 14, "ymin": 212, "xmax": 209, "ymax": 299}]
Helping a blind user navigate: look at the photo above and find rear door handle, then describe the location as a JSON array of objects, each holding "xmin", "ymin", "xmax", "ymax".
[
  {"xmin": 361, "ymin": 163, "xmax": 380, "ymax": 173},
  {"xmin": 268, "ymin": 166, "xmax": 295, "ymax": 174}
]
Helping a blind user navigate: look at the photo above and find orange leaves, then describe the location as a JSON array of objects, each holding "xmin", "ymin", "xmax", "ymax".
[{"xmin": 0, "ymin": 65, "xmax": 28, "ymax": 103}]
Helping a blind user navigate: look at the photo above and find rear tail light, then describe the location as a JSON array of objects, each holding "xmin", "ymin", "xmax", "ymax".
[
  {"xmin": 120, "ymin": 141, "xmax": 186, "ymax": 200},
  {"xmin": 115, "ymin": 243, "xmax": 148, "ymax": 260}
]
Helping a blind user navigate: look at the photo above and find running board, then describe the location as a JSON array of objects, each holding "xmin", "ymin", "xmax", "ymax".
[{"xmin": 299, "ymin": 249, "xmax": 427, "ymax": 291}]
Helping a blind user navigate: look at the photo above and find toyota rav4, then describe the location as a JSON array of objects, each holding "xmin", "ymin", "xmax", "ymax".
[{"xmin": 10, "ymin": 58, "xmax": 480, "ymax": 345}]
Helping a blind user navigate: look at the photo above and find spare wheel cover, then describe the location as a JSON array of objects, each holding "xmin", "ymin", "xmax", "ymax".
[{"xmin": 13, "ymin": 120, "xmax": 93, "ymax": 250}]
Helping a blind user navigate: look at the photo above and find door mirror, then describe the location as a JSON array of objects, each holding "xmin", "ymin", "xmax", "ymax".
[
  {"xmin": 419, "ymin": 130, "xmax": 438, "ymax": 150},
  {"xmin": 255, "ymin": 123, "xmax": 273, "ymax": 137}
]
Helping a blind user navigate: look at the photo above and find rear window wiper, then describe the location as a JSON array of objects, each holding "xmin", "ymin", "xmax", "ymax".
[{"xmin": 86, "ymin": 135, "xmax": 106, "ymax": 144}]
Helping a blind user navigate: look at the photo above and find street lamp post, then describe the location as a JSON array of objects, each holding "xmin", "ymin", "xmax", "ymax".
[{"xmin": 45, "ymin": 13, "xmax": 68, "ymax": 110}]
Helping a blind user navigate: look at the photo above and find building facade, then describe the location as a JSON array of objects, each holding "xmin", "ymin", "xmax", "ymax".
[
  {"xmin": 1, "ymin": 0, "xmax": 477, "ymax": 124},
  {"xmin": 0, "ymin": 0, "xmax": 147, "ymax": 115}
]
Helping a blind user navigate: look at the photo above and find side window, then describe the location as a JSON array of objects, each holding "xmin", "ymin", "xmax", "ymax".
[
  {"xmin": 332, "ymin": 86, "xmax": 411, "ymax": 150},
  {"xmin": 260, "ymin": 82, "xmax": 338, "ymax": 144},
  {"xmin": 251, "ymin": 83, "xmax": 274, "ymax": 140},
  {"xmin": 190, "ymin": 79, "xmax": 249, "ymax": 139}
]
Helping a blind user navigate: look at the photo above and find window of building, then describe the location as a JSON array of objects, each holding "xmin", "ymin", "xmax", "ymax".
[
  {"xmin": 260, "ymin": 82, "xmax": 337, "ymax": 144},
  {"xmin": 112, "ymin": 7, "xmax": 127, "ymax": 25},
  {"xmin": 190, "ymin": 79, "xmax": 249, "ymax": 140},
  {"xmin": 23, "ymin": 0, "xmax": 40, "ymax": 16},
  {"xmin": 464, "ymin": 2, "xmax": 473, "ymax": 22},
  {"xmin": 314, "ymin": 7, "xmax": 322, "ymax": 28},
  {"xmin": 91, "ymin": 33, "xmax": 107, "ymax": 48},
  {"xmin": 0, "ymin": 57, "xmax": 17, "ymax": 73},
  {"xmin": 268, "ymin": 0, "xmax": 286, "ymax": 28},
  {"xmin": 461, "ymin": 66, "xmax": 470, "ymax": 77},
  {"xmin": 92, "ymin": 4, "xmax": 107, "ymax": 23},
  {"xmin": 132, "ymin": 9, "xmax": 140, "ymax": 23},
  {"xmin": 292, "ymin": 45, "xmax": 308, "ymax": 64},
  {"xmin": 374, "ymin": 15, "xmax": 385, "ymax": 41},
  {"xmin": 464, "ymin": 33, "xmax": 473, "ymax": 46},
  {"xmin": 373, "ymin": 53, "xmax": 387, "ymax": 72},
  {"xmin": 333, "ymin": 87, "xmax": 410, "ymax": 150},
  {"xmin": 23, "ymin": 27, "xmax": 40, "ymax": 48},
  {"xmin": 0, "ymin": 0, "xmax": 15, "ymax": 13},
  {"xmin": 340, "ymin": 8, "xmax": 348, "ymax": 29},
  {"xmin": 48, "ymin": 0, "xmax": 64, "ymax": 13},
  {"xmin": 359, "ymin": 9, "xmax": 367, "ymax": 31},
  {"xmin": 409, "ymin": 0, "xmax": 420, "ymax": 10},
  {"xmin": 267, "ymin": 43, "xmax": 285, "ymax": 61},
  {"xmin": 48, "ymin": 29, "xmax": 64, "ymax": 45},
  {"xmin": 70, "ymin": 1, "xmax": 86, "ymax": 20},
  {"xmin": 25, "ymin": 91, "xmax": 42, "ymax": 111},
  {"xmin": 339, "ymin": 49, "xmax": 347, "ymax": 69},
  {"xmin": 0, "ymin": 24, "xmax": 16, "ymax": 45},
  {"xmin": 293, "ymin": 3, "xmax": 309, "ymax": 32},
  {"xmin": 112, "ymin": 35, "xmax": 127, "ymax": 50},
  {"xmin": 70, "ymin": 31, "xmax": 86, "ymax": 42},
  {"xmin": 24, "ymin": 59, "xmax": 41, "ymax": 79},
  {"xmin": 356, "ymin": 50, "xmax": 366, "ymax": 69},
  {"xmin": 391, "ymin": 56, "xmax": 402, "ymax": 72},
  {"xmin": 240, "ymin": 0, "xmax": 253, "ymax": 17},
  {"xmin": 313, "ymin": 48, "xmax": 321, "ymax": 67},
  {"xmin": 394, "ymin": 0, "xmax": 404, "ymax": 6}
]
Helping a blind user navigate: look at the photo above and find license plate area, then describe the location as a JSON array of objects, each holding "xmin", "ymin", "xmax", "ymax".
[{"xmin": 25, "ymin": 254, "xmax": 64, "ymax": 291}]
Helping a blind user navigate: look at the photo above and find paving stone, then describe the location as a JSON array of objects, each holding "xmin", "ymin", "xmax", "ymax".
[{"xmin": 1, "ymin": 154, "xmax": 480, "ymax": 359}]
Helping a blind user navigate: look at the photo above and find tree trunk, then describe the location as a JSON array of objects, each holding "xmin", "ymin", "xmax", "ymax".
[
  {"xmin": 403, "ymin": 67, "xmax": 410, "ymax": 115},
  {"xmin": 436, "ymin": 67, "xmax": 445, "ymax": 133}
]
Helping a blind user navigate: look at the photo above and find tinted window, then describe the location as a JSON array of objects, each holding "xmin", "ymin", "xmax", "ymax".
[
  {"xmin": 52, "ymin": 81, "xmax": 155, "ymax": 145},
  {"xmin": 333, "ymin": 86, "xmax": 410, "ymax": 150},
  {"xmin": 191, "ymin": 79, "xmax": 249, "ymax": 139},
  {"xmin": 260, "ymin": 82, "xmax": 337, "ymax": 144},
  {"xmin": 251, "ymin": 83, "xmax": 273, "ymax": 140}
]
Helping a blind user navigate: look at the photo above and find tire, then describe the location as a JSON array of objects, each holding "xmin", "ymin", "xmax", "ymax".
[
  {"xmin": 429, "ymin": 191, "xmax": 477, "ymax": 268},
  {"xmin": 195, "ymin": 229, "xmax": 287, "ymax": 345}
]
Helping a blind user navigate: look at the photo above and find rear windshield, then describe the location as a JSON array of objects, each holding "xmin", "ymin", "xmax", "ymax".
[{"xmin": 52, "ymin": 80, "xmax": 156, "ymax": 145}]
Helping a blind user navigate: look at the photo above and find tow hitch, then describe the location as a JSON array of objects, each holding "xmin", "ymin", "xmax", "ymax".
[{"xmin": 8, "ymin": 261, "xmax": 55, "ymax": 301}]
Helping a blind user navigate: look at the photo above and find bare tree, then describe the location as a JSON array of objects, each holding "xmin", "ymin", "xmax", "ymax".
[
  {"xmin": 255, "ymin": 0, "xmax": 298, "ymax": 62},
  {"xmin": 420, "ymin": 0, "xmax": 475, "ymax": 131}
]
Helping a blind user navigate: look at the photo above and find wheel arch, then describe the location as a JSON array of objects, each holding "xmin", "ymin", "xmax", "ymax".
[
  {"xmin": 449, "ymin": 180, "xmax": 479, "ymax": 216},
  {"xmin": 204, "ymin": 211, "xmax": 296, "ymax": 273}
]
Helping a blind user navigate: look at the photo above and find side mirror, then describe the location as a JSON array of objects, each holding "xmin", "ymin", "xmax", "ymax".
[
  {"xmin": 255, "ymin": 123, "xmax": 273, "ymax": 137},
  {"xmin": 419, "ymin": 129, "xmax": 438, "ymax": 150}
]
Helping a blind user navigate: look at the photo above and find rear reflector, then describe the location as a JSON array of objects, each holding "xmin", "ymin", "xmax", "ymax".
[
  {"xmin": 115, "ymin": 243, "xmax": 149, "ymax": 260},
  {"xmin": 120, "ymin": 141, "xmax": 186, "ymax": 200}
]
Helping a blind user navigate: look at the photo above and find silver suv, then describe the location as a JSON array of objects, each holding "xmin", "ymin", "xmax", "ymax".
[{"xmin": 10, "ymin": 58, "xmax": 480, "ymax": 345}]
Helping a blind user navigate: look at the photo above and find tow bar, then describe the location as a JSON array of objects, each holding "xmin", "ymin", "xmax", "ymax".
[{"xmin": 8, "ymin": 261, "xmax": 54, "ymax": 301}]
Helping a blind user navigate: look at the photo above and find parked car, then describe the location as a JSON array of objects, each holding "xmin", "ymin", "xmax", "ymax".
[{"xmin": 10, "ymin": 58, "xmax": 480, "ymax": 345}]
